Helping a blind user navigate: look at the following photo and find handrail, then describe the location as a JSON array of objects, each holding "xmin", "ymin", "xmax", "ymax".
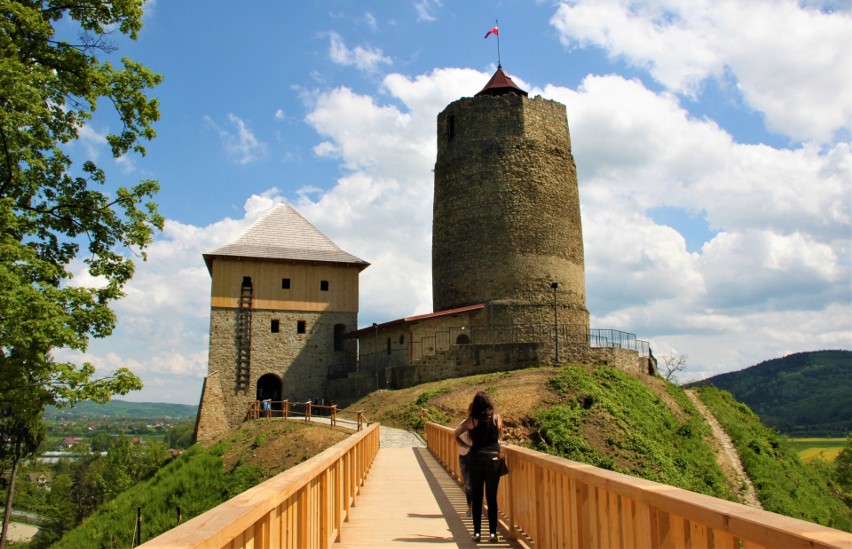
[
  {"xmin": 426, "ymin": 423, "xmax": 851, "ymax": 549},
  {"xmin": 247, "ymin": 400, "xmax": 366, "ymax": 430},
  {"xmin": 140, "ymin": 423, "xmax": 380, "ymax": 548}
]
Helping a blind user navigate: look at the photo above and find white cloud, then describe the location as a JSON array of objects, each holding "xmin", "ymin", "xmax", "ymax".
[
  {"xmin": 204, "ymin": 113, "xmax": 268, "ymax": 164},
  {"xmin": 361, "ymin": 12, "xmax": 378, "ymax": 31},
  {"xmin": 75, "ymin": 63, "xmax": 849, "ymax": 403},
  {"xmin": 550, "ymin": 0, "xmax": 852, "ymax": 143},
  {"xmin": 327, "ymin": 32, "xmax": 391, "ymax": 73},
  {"xmin": 413, "ymin": 0, "xmax": 442, "ymax": 22}
]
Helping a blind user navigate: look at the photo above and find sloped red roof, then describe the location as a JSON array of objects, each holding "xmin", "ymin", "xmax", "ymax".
[
  {"xmin": 475, "ymin": 67, "xmax": 528, "ymax": 97},
  {"xmin": 347, "ymin": 304, "xmax": 486, "ymax": 338}
]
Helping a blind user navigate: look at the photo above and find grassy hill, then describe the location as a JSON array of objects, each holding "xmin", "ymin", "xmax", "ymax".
[
  {"xmin": 688, "ymin": 350, "xmax": 851, "ymax": 436},
  {"xmin": 50, "ymin": 361, "xmax": 852, "ymax": 545},
  {"xmin": 348, "ymin": 363, "xmax": 852, "ymax": 531},
  {"xmin": 46, "ymin": 420, "xmax": 348, "ymax": 548},
  {"xmin": 45, "ymin": 399, "xmax": 198, "ymax": 421}
]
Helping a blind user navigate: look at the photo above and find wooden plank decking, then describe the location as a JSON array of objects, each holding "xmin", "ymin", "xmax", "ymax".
[{"xmin": 335, "ymin": 447, "xmax": 520, "ymax": 547}]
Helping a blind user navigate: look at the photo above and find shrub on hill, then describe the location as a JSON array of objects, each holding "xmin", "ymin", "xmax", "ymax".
[
  {"xmin": 533, "ymin": 365, "xmax": 732, "ymax": 499},
  {"xmin": 695, "ymin": 386, "xmax": 852, "ymax": 532}
]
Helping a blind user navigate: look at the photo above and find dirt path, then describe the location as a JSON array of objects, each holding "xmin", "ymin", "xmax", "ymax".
[{"xmin": 685, "ymin": 390, "xmax": 763, "ymax": 509}]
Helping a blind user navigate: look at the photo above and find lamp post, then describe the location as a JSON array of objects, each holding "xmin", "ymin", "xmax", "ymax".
[
  {"xmin": 373, "ymin": 322, "xmax": 379, "ymax": 391},
  {"xmin": 551, "ymin": 282, "xmax": 560, "ymax": 366}
]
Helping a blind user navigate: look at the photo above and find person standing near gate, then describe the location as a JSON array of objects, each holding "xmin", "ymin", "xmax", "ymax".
[{"xmin": 454, "ymin": 391, "xmax": 503, "ymax": 543}]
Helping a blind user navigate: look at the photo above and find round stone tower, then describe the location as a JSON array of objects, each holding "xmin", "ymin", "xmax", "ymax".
[{"xmin": 432, "ymin": 68, "xmax": 589, "ymax": 331}]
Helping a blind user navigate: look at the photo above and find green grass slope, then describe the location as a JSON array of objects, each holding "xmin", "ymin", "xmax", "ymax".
[
  {"xmin": 689, "ymin": 350, "xmax": 851, "ymax": 436},
  {"xmin": 695, "ymin": 386, "xmax": 852, "ymax": 531},
  {"xmin": 534, "ymin": 366, "xmax": 731, "ymax": 498},
  {"xmin": 49, "ymin": 420, "xmax": 349, "ymax": 548}
]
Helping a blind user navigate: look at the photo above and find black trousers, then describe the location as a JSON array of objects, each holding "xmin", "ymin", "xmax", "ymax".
[{"xmin": 469, "ymin": 453, "xmax": 501, "ymax": 535}]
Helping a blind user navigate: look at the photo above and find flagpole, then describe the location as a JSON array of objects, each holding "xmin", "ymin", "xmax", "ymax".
[{"xmin": 495, "ymin": 19, "xmax": 501, "ymax": 68}]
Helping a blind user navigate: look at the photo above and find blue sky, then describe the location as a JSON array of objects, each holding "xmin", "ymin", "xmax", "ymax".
[{"xmin": 57, "ymin": 1, "xmax": 851, "ymax": 404}]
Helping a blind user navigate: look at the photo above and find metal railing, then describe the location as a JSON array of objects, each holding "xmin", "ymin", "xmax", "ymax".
[{"xmin": 356, "ymin": 324, "xmax": 650, "ymax": 368}]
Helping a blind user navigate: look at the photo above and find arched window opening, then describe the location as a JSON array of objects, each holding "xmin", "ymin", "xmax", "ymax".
[{"xmin": 456, "ymin": 333, "xmax": 470, "ymax": 345}]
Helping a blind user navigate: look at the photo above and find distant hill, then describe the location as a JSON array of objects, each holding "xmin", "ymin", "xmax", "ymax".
[
  {"xmin": 45, "ymin": 399, "xmax": 198, "ymax": 421},
  {"xmin": 688, "ymin": 350, "xmax": 851, "ymax": 437}
]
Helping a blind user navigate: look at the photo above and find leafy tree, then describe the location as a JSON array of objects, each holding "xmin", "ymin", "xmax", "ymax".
[
  {"xmin": 0, "ymin": 1, "xmax": 162, "ymax": 544},
  {"xmin": 0, "ymin": 390, "xmax": 46, "ymax": 548},
  {"xmin": 90, "ymin": 431, "xmax": 113, "ymax": 452},
  {"xmin": 164, "ymin": 419, "xmax": 195, "ymax": 450},
  {"xmin": 836, "ymin": 435, "xmax": 852, "ymax": 498}
]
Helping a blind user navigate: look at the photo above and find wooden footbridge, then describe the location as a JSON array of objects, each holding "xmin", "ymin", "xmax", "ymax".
[{"xmin": 141, "ymin": 422, "xmax": 851, "ymax": 548}]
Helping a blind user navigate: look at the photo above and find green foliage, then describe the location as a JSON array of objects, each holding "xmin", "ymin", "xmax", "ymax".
[
  {"xmin": 534, "ymin": 365, "xmax": 731, "ymax": 498},
  {"xmin": 0, "ymin": 0, "xmax": 162, "ymax": 408},
  {"xmin": 45, "ymin": 400, "xmax": 198, "ymax": 421},
  {"xmin": 49, "ymin": 445, "xmax": 230, "ymax": 548},
  {"xmin": 696, "ymin": 386, "xmax": 852, "ymax": 532},
  {"xmin": 1, "ymin": 3, "xmax": 160, "ymax": 539},
  {"xmin": 836, "ymin": 436, "xmax": 852, "ymax": 492},
  {"xmin": 689, "ymin": 350, "xmax": 851, "ymax": 436},
  {"xmin": 164, "ymin": 419, "xmax": 196, "ymax": 450}
]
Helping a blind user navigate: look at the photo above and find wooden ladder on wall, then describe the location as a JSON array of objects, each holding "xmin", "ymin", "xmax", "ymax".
[{"xmin": 236, "ymin": 280, "xmax": 252, "ymax": 390}]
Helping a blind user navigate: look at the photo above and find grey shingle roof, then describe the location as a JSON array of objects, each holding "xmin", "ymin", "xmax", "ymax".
[{"xmin": 203, "ymin": 203, "xmax": 369, "ymax": 272}]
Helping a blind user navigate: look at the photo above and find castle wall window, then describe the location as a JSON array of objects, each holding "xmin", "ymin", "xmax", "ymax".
[
  {"xmin": 334, "ymin": 324, "xmax": 346, "ymax": 351},
  {"xmin": 320, "ymin": 280, "xmax": 329, "ymax": 291},
  {"xmin": 271, "ymin": 320, "xmax": 279, "ymax": 333},
  {"xmin": 399, "ymin": 335, "xmax": 405, "ymax": 344},
  {"xmin": 456, "ymin": 334, "xmax": 470, "ymax": 345},
  {"xmin": 386, "ymin": 337, "xmax": 392, "ymax": 355},
  {"xmin": 297, "ymin": 320, "xmax": 306, "ymax": 334},
  {"xmin": 241, "ymin": 276, "xmax": 252, "ymax": 287},
  {"xmin": 282, "ymin": 278, "xmax": 290, "ymax": 289}
]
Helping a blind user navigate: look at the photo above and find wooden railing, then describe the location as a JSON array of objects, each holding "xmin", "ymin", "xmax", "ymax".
[
  {"xmin": 426, "ymin": 422, "xmax": 852, "ymax": 549},
  {"xmin": 140, "ymin": 423, "xmax": 380, "ymax": 548},
  {"xmin": 247, "ymin": 400, "xmax": 366, "ymax": 430}
]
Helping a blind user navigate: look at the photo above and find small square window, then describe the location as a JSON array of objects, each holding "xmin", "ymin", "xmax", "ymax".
[
  {"xmin": 320, "ymin": 280, "xmax": 329, "ymax": 291},
  {"xmin": 271, "ymin": 320, "xmax": 279, "ymax": 333},
  {"xmin": 282, "ymin": 278, "xmax": 291, "ymax": 289},
  {"xmin": 297, "ymin": 320, "xmax": 306, "ymax": 334}
]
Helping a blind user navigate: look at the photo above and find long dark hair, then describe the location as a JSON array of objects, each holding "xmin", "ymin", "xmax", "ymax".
[{"xmin": 470, "ymin": 391, "xmax": 495, "ymax": 422}]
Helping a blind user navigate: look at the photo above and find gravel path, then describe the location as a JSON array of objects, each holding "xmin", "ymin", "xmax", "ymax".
[
  {"xmin": 378, "ymin": 425, "xmax": 426, "ymax": 448},
  {"xmin": 686, "ymin": 390, "xmax": 763, "ymax": 509}
]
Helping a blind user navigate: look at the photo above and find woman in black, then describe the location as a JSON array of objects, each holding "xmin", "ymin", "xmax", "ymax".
[{"xmin": 454, "ymin": 391, "xmax": 503, "ymax": 543}]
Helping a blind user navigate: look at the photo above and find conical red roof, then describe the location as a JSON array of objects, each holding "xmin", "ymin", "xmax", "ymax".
[{"xmin": 475, "ymin": 67, "xmax": 528, "ymax": 97}]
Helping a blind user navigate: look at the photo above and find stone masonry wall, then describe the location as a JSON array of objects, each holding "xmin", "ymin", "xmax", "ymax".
[
  {"xmin": 197, "ymin": 307, "xmax": 357, "ymax": 439},
  {"xmin": 432, "ymin": 93, "xmax": 588, "ymax": 331}
]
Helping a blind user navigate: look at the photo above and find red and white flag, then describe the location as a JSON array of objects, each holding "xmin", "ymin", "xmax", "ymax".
[{"xmin": 484, "ymin": 26, "xmax": 499, "ymax": 39}]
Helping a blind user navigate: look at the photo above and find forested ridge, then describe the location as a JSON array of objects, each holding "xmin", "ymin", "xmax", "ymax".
[{"xmin": 688, "ymin": 350, "xmax": 851, "ymax": 436}]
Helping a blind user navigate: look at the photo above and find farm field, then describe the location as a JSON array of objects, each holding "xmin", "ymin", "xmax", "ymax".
[{"xmin": 790, "ymin": 438, "xmax": 846, "ymax": 462}]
